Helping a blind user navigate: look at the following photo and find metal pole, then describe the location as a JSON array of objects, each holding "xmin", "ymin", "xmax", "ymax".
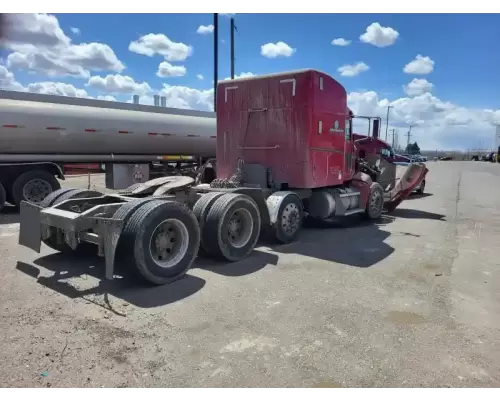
[
  {"xmin": 213, "ymin": 13, "xmax": 218, "ymax": 112},
  {"xmin": 385, "ymin": 105, "xmax": 393, "ymax": 141},
  {"xmin": 230, "ymin": 18, "xmax": 235, "ymax": 79}
]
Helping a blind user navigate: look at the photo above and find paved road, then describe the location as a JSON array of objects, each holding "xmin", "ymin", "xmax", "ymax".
[{"xmin": 1, "ymin": 161, "xmax": 500, "ymax": 387}]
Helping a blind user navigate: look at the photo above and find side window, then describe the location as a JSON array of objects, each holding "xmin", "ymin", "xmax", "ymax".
[{"xmin": 380, "ymin": 148, "xmax": 391, "ymax": 158}]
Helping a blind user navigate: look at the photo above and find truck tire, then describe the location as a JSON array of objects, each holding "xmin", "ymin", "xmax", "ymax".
[
  {"xmin": 11, "ymin": 170, "xmax": 61, "ymax": 208},
  {"xmin": 202, "ymin": 193, "xmax": 261, "ymax": 262},
  {"xmin": 41, "ymin": 189, "xmax": 103, "ymax": 254},
  {"xmin": 0, "ymin": 183, "xmax": 6, "ymax": 211},
  {"xmin": 266, "ymin": 193, "xmax": 303, "ymax": 244},
  {"xmin": 116, "ymin": 200, "xmax": 200, "ymax": 285},
  {"xmin": 365, "ymin": 182, "xmax": 384, "ymax": 220},
  {"xmin": 39, "ymin": 188, "xmax": 76, "ymax": 208},
  {"xmin": 192, "ymin": 191, "xmax": 225, "ymax": 255}
]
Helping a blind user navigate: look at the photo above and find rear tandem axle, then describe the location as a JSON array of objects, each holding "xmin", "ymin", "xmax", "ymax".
[{"xmin": 19, "ymin": 177, "xmax": 385, "ymax": 286}]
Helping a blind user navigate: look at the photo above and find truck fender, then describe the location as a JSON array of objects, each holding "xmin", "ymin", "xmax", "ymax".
[
  {"xmin": 0, "ymin": 162, "xmax": 65, "ymax": 181},
  {"xmin": 266, "ymin": 191, "xmax": 303, "ymax": 225}
]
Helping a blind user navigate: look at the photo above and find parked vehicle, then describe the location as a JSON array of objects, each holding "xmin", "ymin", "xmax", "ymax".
[{"xmin": 18, "ymin": 69, "xmax": 427, "ymax": 285}]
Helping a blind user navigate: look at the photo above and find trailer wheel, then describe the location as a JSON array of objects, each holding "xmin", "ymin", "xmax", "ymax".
[
  {"xmin": 266, "ymin": 193, "xmax": 303, "ymax": 244},
  {"xmin": 192, "ymin": 191, "xmax": 225, "ymax": 255},
  {"xmin": 0, "ymin": 183, "xmax": 6, "ymax": 211},
  {"xmin": 118, "ymin": 200, "xmax": 200, "ymax": 285},
  {"xmin": 416, "ymin": 179, "xmax": 425, "ymax": 195},
  {"xmin": 203, "ymin": 193, "xmax": 261, "ymax": 262},
  {"xmin": 365, "ymin": 182, "xmax": 384, "ymax": 220},
  {"xmin": 41, "ymin": 189, "xmax": 103, "ymax": 254},
  {"xmin": 11, "ymin": 170, "xmax": 61, "ymax": 207}
]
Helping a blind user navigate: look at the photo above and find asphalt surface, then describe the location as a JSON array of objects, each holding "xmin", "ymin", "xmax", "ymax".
[{"xmin": 1, "ymin": 161, "xmax": 500, "ymax": 387}]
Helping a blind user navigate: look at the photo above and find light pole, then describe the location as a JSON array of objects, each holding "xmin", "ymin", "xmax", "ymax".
[{"xmin": 385, "ymin": 105, "xmax": 393, "ymax": 142}]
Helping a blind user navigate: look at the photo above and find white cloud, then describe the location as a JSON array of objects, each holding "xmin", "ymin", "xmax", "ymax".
[
  {"xmin": 0, "ymin": 65, "xmax": 24, "ymax": 91},
  {"xmin": 348, "ymin": 90, "xmax": 499, "ymax": 150},
  {"xmin": 261, "ymin": 42, "xmax": 295, "ymax": 58},
  {"xmin": 360, "ymin": 22, "xmax": 399, "ymax": 48},
  {"xmin": 156, "ymin": 61, "xmax": 187, "ymax": 78},
  {"xmin": 196, "ymin": 74, "xmax": 204, "ymax": 80},
  {"xmin": 332, "ymin": 38, "xmax": 351, "ymax": 46},
  {"xmin": 404, "ymin": 78, "xmax": 434, "ymax": 96},
  {"xmin": 128, "ymin": 33, "xmax": 193, "ymax": 62},
  {"xmin": 197, "ymin": 25, "xmax": 214, "ymax": 35},
  {"xmin": 70, "ymin": 27, "xmax": 80, "ymax": 35},
  {"xmin": 86, "ymin": 74, "xmax": 152, "ymax": 95},
  {"xmin": 224, "ymin": 72, "xmax": 254, "ymax": 80},
  {"xmin": 403, "ymin": 55, "xmax": 435, "ymax": 75},
  {"xmin": 2, "ymin": 13, "xmax": 124, "ymax": 78},
  {"xmin": 338, "ymin": 62, "xmax": 370, "ymax": 77},
  {"xmin": 26, "ymin": 81, "xmax": 89, "ymax": 97},
  {"xmin": 132, "ymin": 85, "xmax": 214, "ymax": 112},
  {"xmin": 97, "ymin": 95, "xmax": 117, "ymax": 101}
]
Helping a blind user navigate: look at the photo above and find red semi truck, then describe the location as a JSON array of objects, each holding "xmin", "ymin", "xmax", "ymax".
[{"xmin": 18, "ymin": 69, "xmax": 427, "ymax": 285}]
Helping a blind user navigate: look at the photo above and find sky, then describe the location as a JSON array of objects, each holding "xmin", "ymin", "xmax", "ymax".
[{"xmin": 0, "ymin": 13, "xmax": 499, "ymax": 151}]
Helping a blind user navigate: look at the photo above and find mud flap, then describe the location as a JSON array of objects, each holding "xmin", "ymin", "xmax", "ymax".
[
  {"xmin": 18, "ymin": 201, "xmax": 43, "ymax": 252},
  {"xmin": 384, "ymin": 163, "xmax": 428, "ymax": 212},
  {"xmin": 88, "ymin": 217, "xmax": 124, "ymax": 280}
]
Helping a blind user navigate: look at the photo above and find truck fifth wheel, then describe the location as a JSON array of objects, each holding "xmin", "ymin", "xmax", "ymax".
[{"xmin": 18, "ymin": 69, "xmax": 428, "ymax": 285}]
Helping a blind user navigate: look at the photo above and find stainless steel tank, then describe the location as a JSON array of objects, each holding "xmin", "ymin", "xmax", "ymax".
[{"xmin": 0, "ymin": 91, "xmax": 217, "ymax": 157}]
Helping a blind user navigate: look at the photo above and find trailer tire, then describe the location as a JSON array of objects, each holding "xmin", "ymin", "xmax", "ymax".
[
  {"xmin": 365, "ymin": 182, "xmax": 384, "ymax": 220},
  {"xmin": 192, "ymin": 191, "xmax": 225, "ymax": 255},
  {"xmin": 0, "ymin": 183, "xmax": 6, "ymax": 211},
  {"xmin": 203, "ymin": 193, "xmax": 261, "ymax": 262},
  {"xmin": 41, "ymin": 189, "xmax": 103, "ymax": 254},
  {"xmin": 11, "ymin": 170, "xmax": 61, "ymax": 208},
  {"xmin": 416, "ymin": 179, "xmax": 425, "ymax": 195},
  {"xmin": 266, "ymin": 193, "xmax": 303, "ymax": 244}
]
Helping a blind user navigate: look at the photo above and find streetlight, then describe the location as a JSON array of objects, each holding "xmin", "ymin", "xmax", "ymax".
[{"xmin": 385, "ymin": 105, "xmax": 393, "ymax": 142}]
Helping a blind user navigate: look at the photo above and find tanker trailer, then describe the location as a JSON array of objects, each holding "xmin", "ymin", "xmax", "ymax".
[{"xmin": 0, "ymin": 90, "xmax": 216, "ymax": 210}]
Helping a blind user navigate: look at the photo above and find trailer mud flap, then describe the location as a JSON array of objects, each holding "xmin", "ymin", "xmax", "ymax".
[
  {"xmin": 88, "ymin": 217, "xmax": 124, "ymax": 281},
  {"xmin": 18, "ymin": 201, "xmax": 43, "ymax": 252},
  {"xmin": 384, "ymin": 163, "xmax": 428, "ymax": 212}
]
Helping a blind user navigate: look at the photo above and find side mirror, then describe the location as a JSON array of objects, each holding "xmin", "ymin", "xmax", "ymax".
[{"xmin": 372, "ymin": 119, "xmax": 380, "ymax": 139}]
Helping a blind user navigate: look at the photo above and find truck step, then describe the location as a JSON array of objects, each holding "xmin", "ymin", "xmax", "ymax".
[
  {"xmin": 339, "ymin": 191, "xmax": 360, "ymax": 198},
  {"xmin": 344, "ymin": 208, "xmax": 365, "ymax": 216}
]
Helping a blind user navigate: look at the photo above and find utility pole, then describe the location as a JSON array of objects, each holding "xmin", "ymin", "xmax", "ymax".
[
  {"xmin": 385, "ymin": 105, "xmax": 393, "ymax": 142},
  {"xmin": 230, "ymin": 18, "xmax": 237, "ymax": 79},
  {"xmin": 406, "ymin": 125, "xmax": 414, "ymax": 148},
  {"xmin": 213, "ymin": 13, "xmax": 218, "ymax": 111},
  {"xmin": 390, "ymin": 128, "xmax": 396, "ymax": 148}
]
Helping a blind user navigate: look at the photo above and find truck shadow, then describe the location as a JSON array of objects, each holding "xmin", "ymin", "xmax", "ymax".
[
  {"xmin": 406, "ymin": 193, "xmax": 433, "ymax": 200},
  {"xmin": 15, "ymin": 248, "xmax": 279, "ymax": 309},
  {"xmin": 15, "ymin": 208, "xmax": 445, "ymax": 308},
  {"xmin": 271, "ymin": 215, "xmax": 396, "ymax": 268},
  {"xmin": 0, "ymin": 205, "xmax": 20, "ymax": 225}
]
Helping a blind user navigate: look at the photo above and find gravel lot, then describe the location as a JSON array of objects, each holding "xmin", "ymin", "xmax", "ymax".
[{"xmin": 1, "ymin": 161, "xmax": 500, "ymax": 387}]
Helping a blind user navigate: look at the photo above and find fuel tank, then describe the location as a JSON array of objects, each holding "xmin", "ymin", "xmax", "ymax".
[{"xmin": 0, "ymin": 90, "xmax": 217, "ymax": 157}]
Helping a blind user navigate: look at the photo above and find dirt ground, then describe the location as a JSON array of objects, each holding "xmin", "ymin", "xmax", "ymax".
[{"xmin": 1, "ymin": 161, "xmax": 500, "ymax": 387}]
